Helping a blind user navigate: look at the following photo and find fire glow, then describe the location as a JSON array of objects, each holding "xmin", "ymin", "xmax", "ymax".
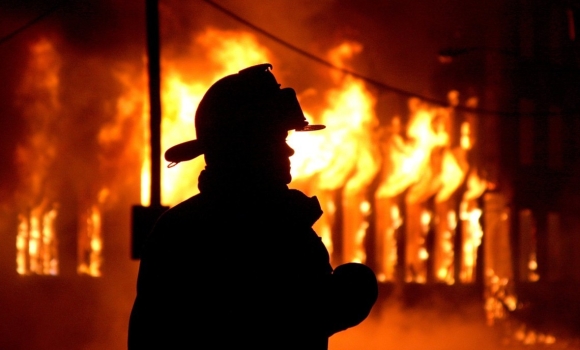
[
  {"xmin": 11, "ymin": 21, "xmax": 567, "ymax": 350},
  {"xmin": 15, "ymin": 38, "xmax": 61, "ymax": 276},
  {"xmin": 15, "ymin": 29, "xmax": 492, "ymax": 285},
  {"xmin": 131, "ymin": 29, "xmax": 487, "ymax": 285}
]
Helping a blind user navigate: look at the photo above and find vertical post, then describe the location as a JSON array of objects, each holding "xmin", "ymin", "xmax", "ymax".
[
  {"xmin": 131, "ymin": 0, "xmax": 168, "ymax": 260},
  {"xmin": 146, "ymin": 0, "xmax": 161, "ymax": 207}
]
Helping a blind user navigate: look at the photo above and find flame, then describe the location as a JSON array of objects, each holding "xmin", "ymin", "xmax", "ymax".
[
  {"xmin": 17, "ymin": 204, "xmax": 59, "ymax": 275},
  {"xmin": 373, "ymin": 92, "xmax": 478, "ymax": 283},
  {"xmin": 375, "ymin": 99, "xmax": 451, "ymax": 201},
  {"xmin": 289, "ymin": 42, "xmax": 379, "ymax": 190},
  {"xmin": 161, "ymin": 29, "xmax": 275, "ymax": 206},
  {"xmin": 435, "ymin": 209, "xmax": 456, "ymax": 284},
  {"xmin": 107, "ymin": 65, "xmax": 152, "ymax": 207},
  {"xmin": 514, "ymin": 325, "xmax": 557, "ymax": 346},
  {"xmin": 77, "ymin": 205, "xmax": 103, "ymax": 277},
  {"xmin": 459, "ymin": 171, "xmax": 486, "ymax": 283},
  {"xmin": 15, "ymin": 37, "xmax": 143, "ymax": 276},
  {"xmin": 375, "ymin": 202, "xmax": 401, "ymax": 282},
  {"xmin": 288, "ymin": 42, "xmax": 380, "ymax": 264},
  {"xmin": 15, "ymin": 38, "xmax": 61, "ymax": 275},
  {"xmin": 131, "ymin": 31, "xmax": 486, "ymax": 275},
  {"xmin": 136, "ymin": 28, "xmax": 274, "ymax": 207},
  {"xmin": 143, "ymin": 33, "xmax": 381, "ymax": 260},
  {"xmin": 435, "ymin": 149, "xmax": 466, "ymax": 202},
  {"xmin": 135, "ymin": 33, "xmax": 380, "ymax": 260},
  {"xmin": 12, "ymin": 28, "xmax": 489, "ymax": 284}
]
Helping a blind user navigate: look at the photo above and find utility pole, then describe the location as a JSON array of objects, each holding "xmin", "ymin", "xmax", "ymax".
[
  {"xmin": 146, "ymin": 0, "xmax": 162, "ymax": 207},
  {"xmin": 131, "ymin": 0, "xmax": 168, "ymax": 259}
]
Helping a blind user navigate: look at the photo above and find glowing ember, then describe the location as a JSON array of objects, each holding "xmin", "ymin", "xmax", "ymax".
[{"xmin": 514, "ymin": 326, "xmax": 557, "ymax": 346}]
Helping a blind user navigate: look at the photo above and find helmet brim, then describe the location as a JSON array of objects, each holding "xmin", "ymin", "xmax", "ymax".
[
  {"xmin": 164, "ymin": 123, "xmax": 325, "ymax": 167},
  {"xmin": 297, "ymin": 124, "xmax": 325, "ymax": 131},
  {"xmin": 164, "ymin": 140, "xmax": 205, "ymax": 167}
]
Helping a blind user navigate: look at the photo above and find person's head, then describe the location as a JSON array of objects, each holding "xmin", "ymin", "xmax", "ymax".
[{"xmin": 165, "ymin": 64, "xmax": 324, "ymax": 185}]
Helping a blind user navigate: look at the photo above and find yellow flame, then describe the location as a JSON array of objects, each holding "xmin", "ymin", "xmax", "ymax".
[
  {"xmin": 289, "ymin": 67, "xmax": 379, "ymax": 191},
  {"xmin": 139, "ymin": 28, "xmax": 275, "ymax": 206},
  {"xmin": 375, "ymin": 203, "xmax": 401, "ymax": 282},
  {"xmin": 460, "ymin": 122, "xmax": 472, "ymax": 149},
  {"xmin": 459, "ymin": 170, "xmax": 486, "ymax": 283},
  {"xmin": 126, "ymin": 29, "xmax": 489, "ymax": 281},
  {"xmin": 159, "ymin": 73, "xmax": 207, "ymax": 205},
  {"xmin": 14, "ymin": 26, "xmax": 495, "ymax": 287},
  {"xmin": 376, "ymin": 100, "xmax": 450, "ymax": 201},
  {"xmin": 17, "ymin": 204, "xmax": 59, "ymax": 275},
  {"xmin": 434, "ymin": 209, "xmax": 456, "ymax": 284},
  {"xmin": 460, "ymin": 204, "xmax": 483, "ymax": 282},
  {"xmin": 464, "ymin": 170, "xmax": 487, "ymax": 201},
  {"xmin": 288, "ymin": 42, "xmax": 379, "ymax": 264},
  {"xmin": 435, "ymin": 149, "xmax": 466, "ymax": 202}
]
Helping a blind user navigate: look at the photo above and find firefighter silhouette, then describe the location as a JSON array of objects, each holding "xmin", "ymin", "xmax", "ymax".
[{"xmin": 128, "ymin": 64, "xmax": 378, "ymax": 350}]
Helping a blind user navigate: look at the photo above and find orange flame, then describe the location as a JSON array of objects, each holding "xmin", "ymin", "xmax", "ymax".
[
  {"xmin": 77, "ymin": 187, "xmax": 109, "ymax": 277},
  {"xmin": 15, "ymin": 38, "xmax": 61, "ymax": 275},
  {"xmin": 373, "ymin": 91, "xmax": 478, "ymax": 283},
  {"xmin": 17, "ymin": 204, "xmax": 59, "ymax": 275},
  {"xmin": 142, "ymin": 37, "xmax": 381, "ymax": 261},
  {"xmin": 137, "ymin": 29, "xmax": 274, "ymax": 207},
  {"xmin": 459, "ymin": 170, "xmax": 486, "ymax": 283},
  {"xmin": 289, "ymin": 42, "xmax": 380, "ymax": 264},
  {"xmin": 16, "ymin": 30, "xmax": 490, "ymax": 285}
]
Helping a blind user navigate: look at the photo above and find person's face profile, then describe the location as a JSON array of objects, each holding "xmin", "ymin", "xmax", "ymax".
[{"xmin": 245, "ymin": 130, "xmax": 294, "ymax": 185}]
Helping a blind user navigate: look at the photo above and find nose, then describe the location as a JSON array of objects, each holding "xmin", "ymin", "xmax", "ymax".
[{"xmin": 285, "ymin": 142, "xmax": 295, "ymax": 157}]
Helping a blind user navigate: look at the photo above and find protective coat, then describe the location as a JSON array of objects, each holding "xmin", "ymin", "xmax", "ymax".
[{"xmin": 129, "ymin": 171, "xmax": 377, "ymax": 349}]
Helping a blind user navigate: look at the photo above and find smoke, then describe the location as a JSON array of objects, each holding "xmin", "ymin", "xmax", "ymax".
[
  {"xmin": 331, "ymin": 285, "xmax": 499, "ymax": 350},
  {"xmin": 0, "ymin": 2, "xmax": 145, "ymax": 349}
]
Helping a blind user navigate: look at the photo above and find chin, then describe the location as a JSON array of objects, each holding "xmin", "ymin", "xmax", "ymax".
[
  {"xmin": 283, "ymin": 168, "xmax": 292, "ymax": 184},
  {"xmin": 257, "ymin": 169, "xmax": 291, "ymax": 186},
  {"xmin": 274, "ymin": 172, "xmax": 291, "ymax": 185}
]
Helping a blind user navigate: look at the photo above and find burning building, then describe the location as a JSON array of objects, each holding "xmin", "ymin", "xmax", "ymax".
[{"xmin": 1, "ymin": 0, "xmax": 580, "ymax": 349}]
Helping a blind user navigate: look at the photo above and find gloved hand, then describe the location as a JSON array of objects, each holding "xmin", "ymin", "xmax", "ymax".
[{"xmin": 326, "ymin": 262, "xmax": 378, "ymax": 334}]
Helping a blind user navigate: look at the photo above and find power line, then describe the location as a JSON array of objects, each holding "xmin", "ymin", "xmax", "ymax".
[
  {"xmin": 200, "ymin": 0, "xmax": 443, "ymax": 105},
  {"xmin": 0, "ymin": 2, "xmax": 65, "ymax": 46},
  {"xmin": 202, "ymin": 0, "xmax": 577, "ymax": 117}
]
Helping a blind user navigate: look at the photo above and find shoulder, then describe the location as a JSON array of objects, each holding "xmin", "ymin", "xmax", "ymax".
[
  {"xmin": 146, "ymin": 194, "xmax": 208, "ymax": 239},
  {"xmin": 158, "ymin": 193, "xmax": 205, "ymax": 221}
]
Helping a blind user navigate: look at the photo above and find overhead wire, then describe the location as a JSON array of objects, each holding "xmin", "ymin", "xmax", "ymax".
[
  {"xmin": 0, "ymin": 0, "xmax": 575, "ymax": 116},
  {"xmin": 0, "ymin": 2, "xmax": 66, "ymax": 46},
  {"xmin": 202, "ymin": 0, "xmax": 577, "ymax": 117}
]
